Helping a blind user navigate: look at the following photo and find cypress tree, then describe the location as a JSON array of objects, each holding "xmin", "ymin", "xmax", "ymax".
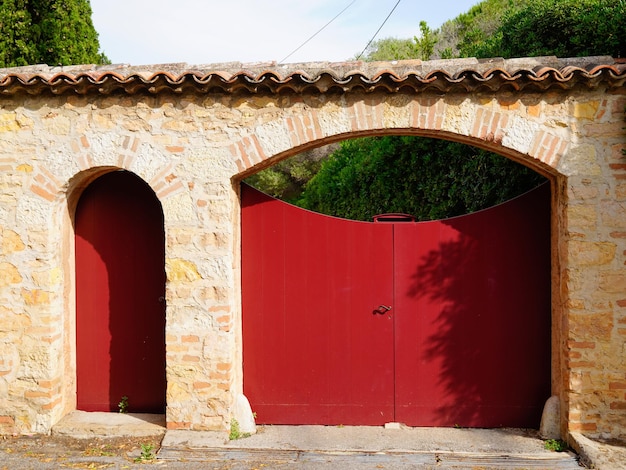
[{"xmin": 0, "ymin": 0, "xmax": 109, "ymax": 67}]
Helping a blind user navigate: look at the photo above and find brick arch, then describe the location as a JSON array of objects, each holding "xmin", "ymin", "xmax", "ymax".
[
  {"xmin": 57, "ymin": 166, "xmax": 170, "ymax": 414},
  {"xmin": 46, "ymin": 126, "xmax": 190, "ymax": 405},
  {"xmin": 56, "ymin": 154, "xmax": 183, "ymax": 423},
  {"xmin": 230, "ymin": 95, "xmax": 568, "ymax": 179},
  {"xmin": 31, "ymin": 133, "xmax": 185, "ymax": 206},
  {"xmin": 232, "ymin": 95, "xmax": 567, "ymax": 432}
]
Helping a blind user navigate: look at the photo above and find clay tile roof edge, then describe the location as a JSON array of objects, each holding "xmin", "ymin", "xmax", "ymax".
[{"xmin": 0, "ymin": 56, "xmax": 624, "ymax": 96}]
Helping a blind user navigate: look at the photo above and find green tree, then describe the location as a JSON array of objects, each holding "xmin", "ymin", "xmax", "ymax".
[
  {"xmin": 244, "ymin": 145, "xmax": 337, "ymax": 202},
  {"xmin": 472, "ymin": 0, "xmax": 626, "ymax": 59},
  {"xmin": 366, "ymin": 0, "xmax": 624, "ymax": 61},
  {"xmin": 443, "ymin": 0, "xmax": 528, "ymax": 59},
  {"xmin": 357, "ymin": 0, "xmax": 530, "ymax": 61},
  {"xmin": 0, "ymin": 0, "xmax": 109, "ymax": 67},
  {"xmin": 414, "ymin": 21, "xmax": 436, "ymax": 61},
  {"xmin": 358, "ymin": 21, "xmax": 437, "ymax": 61},
  {"xmin": 357, "ymin": 37, "xmax": 418, "ymax": 62},
  {"xmin": 298, "ymin": 136, "xmax": 545, "ymax": 221}
]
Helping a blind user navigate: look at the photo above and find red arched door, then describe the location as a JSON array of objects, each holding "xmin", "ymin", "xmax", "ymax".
[{"xmin": 75, "ymin": 171, "xmax": 166, "ymax": 413}]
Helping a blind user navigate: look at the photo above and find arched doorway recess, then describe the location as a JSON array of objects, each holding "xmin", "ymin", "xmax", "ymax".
[
  {"xmin": 241, "ymin": 138, "xmax": 552, "ymax": 428},
  {"xmin": 75, "ymin": 170, "xmax": 166, "ymax": 413}
]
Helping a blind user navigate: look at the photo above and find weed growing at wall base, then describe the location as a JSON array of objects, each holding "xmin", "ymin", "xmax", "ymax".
[
  {"xmin": 544, "ymin": 439, "xmax": 569, "ymax": 452},
  {"xmin": 134, "ymin": 443, "xmax": 155, "ymax": 462},
  {"xmin": 118, "ymin": 396, "xmax": 128, "ymax": 413},
  {"xmin": 229, "ymin": 418, "xmax": 251, "ymax": 440}
]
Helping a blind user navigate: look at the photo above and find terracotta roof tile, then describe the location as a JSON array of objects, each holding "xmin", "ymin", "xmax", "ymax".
[{"xmin": 0, "ymin": 56, "xmax": 624, "ymax": 96}]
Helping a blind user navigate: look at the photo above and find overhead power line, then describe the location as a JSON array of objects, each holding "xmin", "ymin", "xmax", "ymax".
[
  {"xmin": 279, "ymin": 0, "xmax": 357, "ymax": 65},
  {"xmin": 356, "ymin": 0, "xmax": 402, "ymax": 60}
]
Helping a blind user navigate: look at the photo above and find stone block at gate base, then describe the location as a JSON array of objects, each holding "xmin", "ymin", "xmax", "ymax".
[
  {"xmin": 233, "ymin": 394, "xmax": 256, "ymax": 435},
  {"xmin": 540, "ymin": 396, "xmax": 561, "ymax": 440}
]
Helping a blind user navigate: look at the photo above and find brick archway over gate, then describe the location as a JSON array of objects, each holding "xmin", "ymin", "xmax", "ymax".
[{"xmin": 0, "ymin": 56, "xmax": 625, "ymax": 442}]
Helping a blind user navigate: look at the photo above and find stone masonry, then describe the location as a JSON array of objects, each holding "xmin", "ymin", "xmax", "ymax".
[{"xmin": 0, "ymin": 56, "xmax": 624, "ymax": 443}]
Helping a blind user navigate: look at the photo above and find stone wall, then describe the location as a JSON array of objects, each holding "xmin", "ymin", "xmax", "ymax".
[
  {"xmin": 0, "ymin": 60, "xmax": 624, "ymax": 440},
  {"xmin": 563, "ymin": 93, "xmax": 626, "ymax": 438}
]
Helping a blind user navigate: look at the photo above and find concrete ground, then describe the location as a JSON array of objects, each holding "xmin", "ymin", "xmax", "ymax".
[
  {"xmin": 160, "ymin": 425, "xmax": 583, "ymax": 469},
  {"xmin": 1, "ymin": 411, "xmax": 622, "ymax": 469}
]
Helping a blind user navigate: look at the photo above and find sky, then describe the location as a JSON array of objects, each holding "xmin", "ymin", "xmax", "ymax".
[{"xmin": 90, "ymin": 0, "xmax": 480, "ymax": 66}]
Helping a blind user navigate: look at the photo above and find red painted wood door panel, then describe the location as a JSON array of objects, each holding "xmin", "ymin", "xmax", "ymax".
[
  {"xmin": 394, "ymin": 183, "xmax": 551, "ymax": 427},
  {"xmin": 242, "ymin": 185, "xmax": 395, "ymax": 425},
  {"xmin": 241, "ymin": 183, "xmax": 550, "ymax": 427},
  {"xmin": 75, "ymin": 171, "xmax": 166, "ymax": 413}
]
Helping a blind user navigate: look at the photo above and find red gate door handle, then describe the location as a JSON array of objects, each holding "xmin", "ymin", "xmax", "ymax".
[{"xmin": 374, "ymin": 305, "xmax": 392, "ymax": 315}]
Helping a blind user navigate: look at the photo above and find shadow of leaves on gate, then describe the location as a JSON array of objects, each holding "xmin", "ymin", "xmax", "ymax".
[{"xmin": 405, "ymin": 185, "xmax": 552, "ymax": 428}]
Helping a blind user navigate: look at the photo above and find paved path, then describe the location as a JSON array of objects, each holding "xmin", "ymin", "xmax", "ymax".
[
  {"xmin": 0, "ymin": 434, "xmax": 582, "ymax": 470},
  {"xmin": 159, "ymin": 425, "xmax": 582, "ymax": 469},
  {"xmin": 0, "ymin": 412, "xmax": 597, "ymax": 469}
]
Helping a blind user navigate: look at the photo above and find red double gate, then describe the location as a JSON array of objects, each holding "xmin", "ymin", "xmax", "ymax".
[{"xmin": 241, "ymin": 183, "xmax": 551, "ymax": 427}]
